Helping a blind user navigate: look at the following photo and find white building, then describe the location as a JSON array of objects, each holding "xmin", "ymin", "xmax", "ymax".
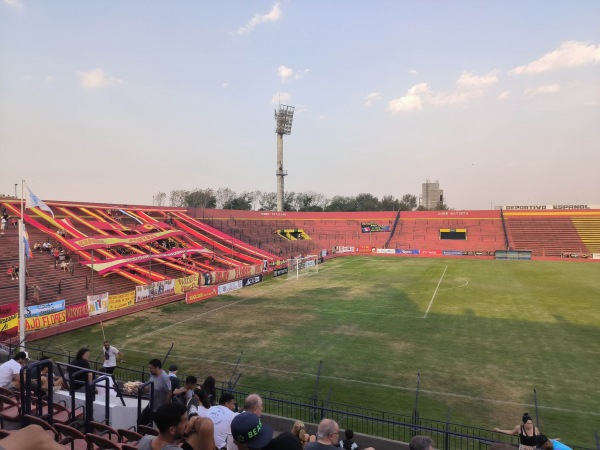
[{"xmin": 422, "ymin": 180, "xmax": 444, "ymax": 209}]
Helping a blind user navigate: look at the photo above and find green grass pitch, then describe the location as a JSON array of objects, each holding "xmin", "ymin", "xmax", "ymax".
[{"xmin": 32, "ymin": 257, "xmax": 600, "ymax": 447}]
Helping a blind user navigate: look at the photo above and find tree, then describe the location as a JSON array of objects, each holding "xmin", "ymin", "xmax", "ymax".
[
  {"xmin": 169, "ymin": 190, "xmax": 189, "ymax": 207},
  {"xmin": 380, "ymin": 195, "xmax": 400, "ymax": 211},
  {"xmin": 355, "ymin": 193, "xmax": 380, "ymax": 211},
  {"xmin": 185, "ymin": 189, "xmax": 216, "ymax": 208},
  {"xmin": 259, "ymin": 192, "xmax": 277, "ymax": 211},
  {"xmin": 223, "ymin": 192, "xmax": 253, "ymax": 210},
  {"xmin": 215, "ymin": 187, "xmax": 235, "ymax": 209},
  {"xmin": 283, "ymin": 191, "xmax": 297, "ymax": 211},
  {"xmin": 398, "ymin": 194, "xmax": 418, "ymax": 211},
  {"xmin": 153, "ymin": 192, "xmax": 166, "ymax": 206},
  {"xmin": 326, "ymin": 196, "xmax": 356, "ymax": 212},
  {"xmin": 296, "ymin": 191, "xmax": 326, "ymax": 211}
]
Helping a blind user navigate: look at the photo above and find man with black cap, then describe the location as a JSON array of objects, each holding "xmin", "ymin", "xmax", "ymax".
[
  {"xmin": 0, "ymin": 351, "xmax": 28, "ymax": 390},
  {"xmin": 231, "ymin": 412, "xmax": 303, "ymax": 450},
  {"xmin": 168, "ymin": 364, "xmax": 181, "ymax": 396}
]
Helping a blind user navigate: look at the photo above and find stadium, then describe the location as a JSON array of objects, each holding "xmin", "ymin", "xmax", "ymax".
[{"xmin": 0, "ymin": 196, "xmax": 598, "ymax": 449}]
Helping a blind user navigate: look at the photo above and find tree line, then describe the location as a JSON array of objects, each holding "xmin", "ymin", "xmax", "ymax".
[{"xmin": 153, "ymin": 189, "xmax": 449, "ymax": 212}]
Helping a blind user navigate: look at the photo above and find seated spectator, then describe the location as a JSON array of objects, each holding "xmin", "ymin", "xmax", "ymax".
[
  {"xmin": 6, "ymin": 267, "xmax": 14, "ymax": 280},
  {"xmin": 28, "ymin": 356, "xmax": 63, "ymax": 393},
  {"xmin": 339, "ymin": 429, "xmax": 358, "ymax": 450},
  {"xmin": 33, "ymin": 242, "xmax": 42, "ymax": 252},
  {"xmin": 291, "ymin": 420, "xmax": 315, "ymax": 447},
  {"xmin": 174, "ymin": 375, "xmax": 198, "ymax": 406},
  {"xmin": 42, "ymin": 242, "xmax": 52, "ymax": 251}
]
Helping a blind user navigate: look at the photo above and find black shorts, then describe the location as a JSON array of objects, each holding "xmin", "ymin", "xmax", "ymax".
[{"xmin": 181, "ymin": 442, "xmax": 193, "ymax": 450}]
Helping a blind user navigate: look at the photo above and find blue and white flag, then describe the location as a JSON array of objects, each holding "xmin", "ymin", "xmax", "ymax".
[
  {"xmin": 23, "ymin": 224, "xmax": 33, "ymax": 259},
  {"xmin": 25, "ymin": 186, "xmax": 54, "ymax": 218}
]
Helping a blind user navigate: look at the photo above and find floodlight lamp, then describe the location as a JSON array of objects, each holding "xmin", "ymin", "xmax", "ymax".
[{"xmin": 275, "ymin": 104, "xmax": 295, "ymax": 135}]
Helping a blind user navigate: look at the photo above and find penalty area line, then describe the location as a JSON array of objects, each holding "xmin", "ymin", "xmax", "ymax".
[{"xmin": 424, "ymin": 265, "xmax": 447, "ymax": 319}]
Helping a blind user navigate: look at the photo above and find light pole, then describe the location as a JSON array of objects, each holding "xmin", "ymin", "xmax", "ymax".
[
  {"xmin": 274, "ymin": 104, "xmax": 295, "ymax": 212},
  {"xmin": 14, "ymin": 184, "xmax": 17, "ymax": 198}
]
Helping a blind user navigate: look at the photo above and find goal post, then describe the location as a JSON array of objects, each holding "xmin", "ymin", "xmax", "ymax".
[{"xmin": 287, "ymin": 255, "xmax": 319, "ymax": 280}]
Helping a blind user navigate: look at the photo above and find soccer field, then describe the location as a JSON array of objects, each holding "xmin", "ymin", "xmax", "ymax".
[{"xmin": 33, "ymin": 257, "xmax": 600, "ymax": 447}]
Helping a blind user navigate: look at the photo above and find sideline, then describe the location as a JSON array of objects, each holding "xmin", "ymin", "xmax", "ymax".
[{"xmin": 424, "ymin": 265, "xmax": 447, "ymax": 318}]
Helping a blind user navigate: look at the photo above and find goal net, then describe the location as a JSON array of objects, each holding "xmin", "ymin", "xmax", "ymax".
[{"xmin": 287, "ymin": 255, "xmax": 319, "ymax": 280}]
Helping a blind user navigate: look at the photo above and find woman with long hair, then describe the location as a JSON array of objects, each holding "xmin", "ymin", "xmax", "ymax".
[{"xmin": 494, "ymin": 412, "xmax": 541, "ymax": 450}]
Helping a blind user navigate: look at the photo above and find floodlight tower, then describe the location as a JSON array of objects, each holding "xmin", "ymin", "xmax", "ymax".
[{"xmin": 274, "ymin": 104, "xmax": 295, "ymax": 212}]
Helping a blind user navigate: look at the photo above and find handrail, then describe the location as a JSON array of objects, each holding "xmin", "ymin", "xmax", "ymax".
[{"xmin": 136, "ymin": 380, "xmax": 155, "ymax": 427}]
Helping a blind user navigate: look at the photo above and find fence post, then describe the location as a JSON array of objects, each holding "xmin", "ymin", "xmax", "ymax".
[
  {"xmin": 445, "ymin": 408, "xmax": 451, "ymax": 450},
  {"xmin": 312, "ymin": 360, "xmax": 323, "ymax": 420},
  {"xmin": 412, "ymin": 372, "xmax": 421, "ymax": 437},
  {"xmin": 533, "ymin": 388, "xmax": 540, "ymax": 429}
]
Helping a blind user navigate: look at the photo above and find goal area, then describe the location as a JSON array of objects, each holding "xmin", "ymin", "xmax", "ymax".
[{"xmin": 287, "ymin": 255, "xmax": 319, "ymax": 280}]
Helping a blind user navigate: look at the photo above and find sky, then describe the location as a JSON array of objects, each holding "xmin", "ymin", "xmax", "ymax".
[{"xmin": 1, "ymin": 1, "xmax": 599, "ymax": 210}]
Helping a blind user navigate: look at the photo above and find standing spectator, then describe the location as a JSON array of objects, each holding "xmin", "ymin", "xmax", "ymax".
[
  {"xmin": 68, "ymin": 348, "xmax": 93, "ymax": 392},
  {"xmin": 102, "ymin": 340, "xmax": 121, "ymax": 375},
  {"xmin": 0, "ymin": 216, "xmax": 6, "ymax": 234},
  {"xmin": 32, "ymin": 285, "xmax": 42, "ymax": 303},
  {"xmin": 494, "ymin": 412, "xmax": 540, "ymax": 450},
  {"xmin": 0, "ymin": 351, "xmax": 29, "ymax": 390},
  {"xmin": 139, "ymin": 358, "xmax": 172, "ymax": 426},
  {"xmin": 206, "ymin": 392, "xmax": 237, "ymax": 450},
  {"xmin": 10, "ymin": 217, "xmax": 17, "ymax": 228}
]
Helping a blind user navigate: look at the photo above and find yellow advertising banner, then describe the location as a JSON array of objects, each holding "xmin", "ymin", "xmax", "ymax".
[
  {"xmin": 175, "ymin": 274, "xmax": 199, "ymax": 293},
  {"xmin": 25, "ymin": 311, "xmax": 67, "ymax": 331},
  {"xmin": 0, "ymin": 313, "xmax": 19, "ymax": 333},
  {"xmin": 108, "ymin": 291, "xmax": 136, "ymax": 312}
]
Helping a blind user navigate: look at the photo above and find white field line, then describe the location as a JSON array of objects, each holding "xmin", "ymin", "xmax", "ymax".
[
  {"xmin": 114, "ymin": 345, "xmax": 599, "ymax": 417},
  {"xmin": 424, "ymin": 265, "xmax": 447, "ymax": 318}
]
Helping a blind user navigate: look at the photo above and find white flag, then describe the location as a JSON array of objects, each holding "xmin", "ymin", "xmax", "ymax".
[{"xmin": 25, "ymin": 186, "xmax": 55, "ymax": 218}]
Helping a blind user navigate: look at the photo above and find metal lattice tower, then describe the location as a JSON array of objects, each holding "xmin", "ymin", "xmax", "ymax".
[{"xmin": 274, "ymin": 104, "xmax": 295, "ymax": 212}]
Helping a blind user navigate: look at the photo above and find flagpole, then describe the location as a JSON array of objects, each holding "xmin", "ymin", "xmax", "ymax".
[{"xmin": 19, "ymin": 180, "xmax": 26, "ymax": 350}]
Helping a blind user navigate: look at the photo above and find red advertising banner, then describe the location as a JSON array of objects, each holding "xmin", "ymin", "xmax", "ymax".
[
  {"xmin": 204, "ymin": 264, "xmax": 263, "ymax": 286},
  {"xmin": 68, "ymin": 229, "xmax": 185, "ymax": 250},
  {"xmin": 0, "ymin": 302, "xmax": 19, "ymax": 335},
  {"xmin": 186, "ymin": 286, "xmax": 218, "ymax": 304},
  {"xmin": 66, "ymin": 302, "xmax": 90, "ymax": 322},
  {"xmin": 81, "ymin": 248, "xmax": 209, "ymax": 275}
]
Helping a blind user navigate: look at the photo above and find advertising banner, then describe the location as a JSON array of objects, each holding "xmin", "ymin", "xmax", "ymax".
[
  {"xmin": 108, "ymin": 291, "xmax": 136, "ymax": 312},
  {"xmin": 69, "ymin": 229, "xmax": 186, "ymax": 250},
  {"xmin": 82, "ymin": 248, "xmax": 207, "ymax": 275},
  {"xmin": 442, "ymin": 250, "xmax": 463, "ymax": 256},
  {"xmin": 0, "ymin": 302, "xmax": 19, "ymax": 335},
  {"xmin": 396, "ymin": 249, "xmax": 420, "ymax": 255},
  {"xmin": 25, "ymin": 310, "xmax": 66, "ymax": 331},
  {"xmin": 135, "ymin": 279, "xmax": 176, "ymax": 302},
  {"xmin": 273, "ymin": 267, "xmax": 288, "ymax": 277},
  {"xmin": 333, "ymin": 246, "xmax": 355, "ymax": 254},
  {"xmin": 207, "ymin": 264, "xmax": 264, "ymax": 286},
  {"xmin": 593, "ymin": 253, "xmax": 600, "ymax": 260},
  {"xmin": 66, "ymin": 302, "xmax": 89, "ymax": 322},
  {"xmin": 375, "ymin": 249, "xmax": 395, "ymax": 254},
  {"xmin": 218, "ymin": 280, "xmax": 243, "ymax": 295},
  {"xmin": 421, "ymin": 250, "xmax": 441, "ymax": 255},
  {"xmin": 186, "ymin": 286, "xmax": 218, "ymax": 304},
  {"xmin": 175, "ymin": 274, "xmax": 199, "ymax": 293},
  {"xmin": 87, "ymin": 292, "xmax": 109, "ymax": 316},
  {"xmin": 24, "ymin": 300, "xmax": 65, "ymax": 318},
  {"xmin": 361, "ymin": 223, "xmax": 391, "ymax": 233},
  {"xmin": 242, "ymin": 274, "xmax": 262, "ymax": 287}
]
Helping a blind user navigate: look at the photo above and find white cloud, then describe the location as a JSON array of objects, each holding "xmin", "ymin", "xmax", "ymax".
[
  {"xmin": 235, "ymin": 2, "xmax": 282, "ymax": 35},
  {"xmin": 524, "ymin": 84, "xmax": 561, "ymax": 98},
  {"xmin": 222, "ymin": 82, "xmax": 229, "ymax": 88},
  {"xmin": 364, "ymin": 92, "xmax": 383, "ymax": 107},
  {"xmin": 497, "ymin": 91, "xmax": 511, "ymax": 100},
  {"xmin": 294, "ymin": 68, "xmax": 310, "ymax": 80},
  {"xmin": 270, "ymin": 92, "xmax": 291, "ymax": 105},
  {"xmin": 295, "ymin": 103, "xmax": 307, "ymax": 113},
  {"xmin": 510, "ymin": 41, "xmax": 600, "ymax": 75},
  {"xmin": 3, "ymin": 0, "xmax": 22, "ymax": 8},
  {"xmin": 317, "ymin": 114, "xmax": 329, "ymax": 121},
  {"xmin": 456, "ymin": 71, "xmax": 498, "ymax": 89},
  {"xmin": 44, "ymin": 76, "xmax": 56, "ymax": 84},
  {"xmin": 278, "ymin": 66, "xmax": 294, "ymax": 83},
  {"xmin": 407, "ymin": 69, "xmax": 418, "ymax": 76},
  {"xmin": 387, "ymin": 83, "xmax": 429, "ymax": 113},
  {"xmin": 76, "ymin": 68, "xmax": 123, "ymax": 88}
]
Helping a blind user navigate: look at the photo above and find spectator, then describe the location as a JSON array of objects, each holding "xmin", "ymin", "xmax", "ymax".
[
  {"xmin": 292, "ymin": 420, "xmax": 315, "ymax": 447},
  {"xmin": 202, "ymin": 375, "xmax": 217, "ymax": 406},
  {"xmin": 34, "ymin": 241, "xmax": 42, "ymax": 252},
  {"xmin": 68, "ymin": 348, "xmax": 93, "ymax": 392},
  {"xmin": 494, "ymin": 412, "xmax": 540, "ymax": 450},
  {"xmin": 139, "ymin": 358, "xmax": 172, "ymax": 426},
  {"xmin": 96, "ymin": 368, "xmax": 117, "ymax": 398},
  {"xmin": 11, "ymin": 217, "xmax": 18, "ymax": 228},
  {"xmin": 0, "ymin": 216, "xmax": 6, "ymax": 234},
  {"xmin": 339, "ymin": 429, "xmax": 358, "ymax": 450},
  {"xmin": 32, "ymin": 285, "xmax": 41, "ymax": 303},
  {"xmin": 409, "ymin": 436, "xmax": 434, "ymax": 450},
  {"xmin": 0, "ymin": 351, "xmax": 29, "ymax": 390},
  {"xmin": 137, "ymin": 402, "xmax": 214, "ymax": 450},
  {"xmin": 536, "ymin": 435, "xmax": 572, "ymax": 450},
  {"xmin": 168, "ymin": 364, "xmax": 181, "ymax": 397},
  {"xmin": 0, "ymin": 424, "xmax": 67, "ymax": 450},
  {"xmin": 174, "ymin": 375, "xmax": 198, "ymax": 407},
  {"xmin": 242, "ymin": 393, "xmax": 263, "ymax": 416},
  {"xmin": 305, "ymin": 419, "xmax": 341, "ymax": 449},
  {"xmin": 231, "ymin": 412, "xmax": 279, "ymax": 450},
  {"xmin": 206, "ymin": 391, "xmax": 237, "ymax": 450},
  {"xmin": 13, "ymin": 265, "xmax": 19, "ymax": 280},
  {"xmin": 28, "ymin": 356, "xmax": 63, "ymax": 393},
  {"xmin": 6, "ymin": 267, "xmax": 14, "ymax": 280},
  {"xmin": 102, "ymin": 340, "xmax": 121, "ymax": 375}
]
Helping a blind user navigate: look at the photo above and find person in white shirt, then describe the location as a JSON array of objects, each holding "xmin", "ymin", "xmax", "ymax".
[
  {"xmin": 206, "ymin": 392, "xmax": 238, "ymax": 450},
  {"xmin": 102, "ymin": 340, "xmax": 121, "ymax": 375},
  {"xmin": 0, "ymin": 351, "xmax": 28, "ymax": 390}
]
